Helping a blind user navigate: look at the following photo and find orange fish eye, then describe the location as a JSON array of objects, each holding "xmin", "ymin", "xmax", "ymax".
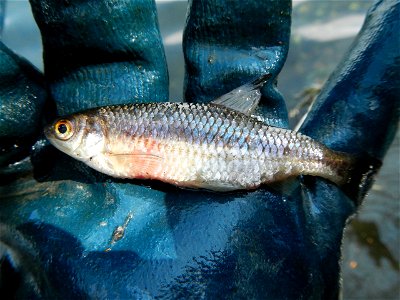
[{"xmin": 54, "ymin": 119, "xmax": 74, "ymax": 140}]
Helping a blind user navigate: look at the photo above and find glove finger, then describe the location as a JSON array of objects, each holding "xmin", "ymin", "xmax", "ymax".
[
  {"xmin": 29, "ymin": 0, "xmax": 169, "ymax": 115},
  {"xmin": 299, "ymin": 0, "xmax": 399, "ymax": 159},
  {"xmin": 0, "ymin": 42, "xmax": 47, "ymax": 166},
  {"xmin": 183, "ymin": 0, "xmax": 291, "ymax": 128},
  {"xmin": 298, "ymin": 0, "xmax": 399, "ymax": 230}
]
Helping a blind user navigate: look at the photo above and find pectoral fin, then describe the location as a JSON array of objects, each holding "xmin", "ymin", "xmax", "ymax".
[
  {"xmin": 106, "ymin": 152, "xmax": 164, "ymax": 178},
  {"xmin": 211, "ymin": 74, "xmax": 272, "ymax": 116}
]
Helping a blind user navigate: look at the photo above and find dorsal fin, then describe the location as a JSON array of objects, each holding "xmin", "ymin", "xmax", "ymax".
[{"xmin": 211, "ymin": 74, "xmax": 272, "ymax": 115}]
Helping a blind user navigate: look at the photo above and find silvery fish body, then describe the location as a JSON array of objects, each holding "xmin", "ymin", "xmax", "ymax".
[{"xmin": 45, "ymin": 101, "xmax": 353, "ymax": 191}]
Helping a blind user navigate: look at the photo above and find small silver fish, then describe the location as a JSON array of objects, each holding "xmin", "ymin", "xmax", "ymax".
[{"xmin": 44, "ymin": 75, "xmax": 379, "ymax": 195}]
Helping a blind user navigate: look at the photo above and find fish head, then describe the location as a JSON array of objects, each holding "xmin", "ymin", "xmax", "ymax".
[{"xmin": 44, "ymin": 114, "xmax": 105, "ymax": 162}]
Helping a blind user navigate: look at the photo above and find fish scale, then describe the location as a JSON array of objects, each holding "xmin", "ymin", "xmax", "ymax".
[{"xmin": 76, "ymin": 102, "xmax": 342, "ymax": 190}]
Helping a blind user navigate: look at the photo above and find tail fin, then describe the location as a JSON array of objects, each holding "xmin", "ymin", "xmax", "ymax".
[{"xmin": 341, "ymin": 154, "xmax": 382, "ymax": 205}]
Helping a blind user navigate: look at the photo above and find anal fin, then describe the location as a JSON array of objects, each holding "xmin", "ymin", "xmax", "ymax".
[{"xmin": 181, "ymin": 179, "xmax": 243, "ymax": 192}]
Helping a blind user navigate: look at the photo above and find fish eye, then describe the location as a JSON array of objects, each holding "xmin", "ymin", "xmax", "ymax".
[{"xmin": 54, "ymin": 119, "xmax": 74, "ymax": 140}]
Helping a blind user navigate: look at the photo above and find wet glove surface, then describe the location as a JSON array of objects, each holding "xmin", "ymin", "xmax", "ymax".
[{"xmin": 0, "ymin": 0, "xmax": 399, "ymax": 299}]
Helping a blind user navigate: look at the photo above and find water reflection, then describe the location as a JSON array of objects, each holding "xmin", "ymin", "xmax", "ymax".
[{"xmin": 347, "ymin": 219, "xmax": 399, "ymax": 271}]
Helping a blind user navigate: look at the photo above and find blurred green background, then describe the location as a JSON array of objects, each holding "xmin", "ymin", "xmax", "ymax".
[{"xmin": 1, "ymin": 0, "xmax": 399, "ymax": 298}]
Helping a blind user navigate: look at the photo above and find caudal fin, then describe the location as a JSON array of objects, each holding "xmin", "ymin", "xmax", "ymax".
[{"xmin": 341, "ymin": 154, "xmax": 382, "ymax": 205}]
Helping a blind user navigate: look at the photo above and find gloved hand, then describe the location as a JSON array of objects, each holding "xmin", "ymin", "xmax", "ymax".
[{"xmin": 0, "ymin": 0, "xmax": 398, "ymax": 299}]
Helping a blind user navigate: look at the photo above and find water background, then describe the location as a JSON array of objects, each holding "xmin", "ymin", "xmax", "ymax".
[{"xmin": 1, "ymin": 0, "xmax": 399, "ymax": 298}]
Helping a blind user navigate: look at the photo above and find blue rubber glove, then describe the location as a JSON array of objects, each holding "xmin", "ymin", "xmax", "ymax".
[
  {"xmin": 0, "ymin": 0, "xmax": 398, "ymax": 299},
  {"xmin": 0, "ymin": 1, "xmax": 4, "ymax": 36}
]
